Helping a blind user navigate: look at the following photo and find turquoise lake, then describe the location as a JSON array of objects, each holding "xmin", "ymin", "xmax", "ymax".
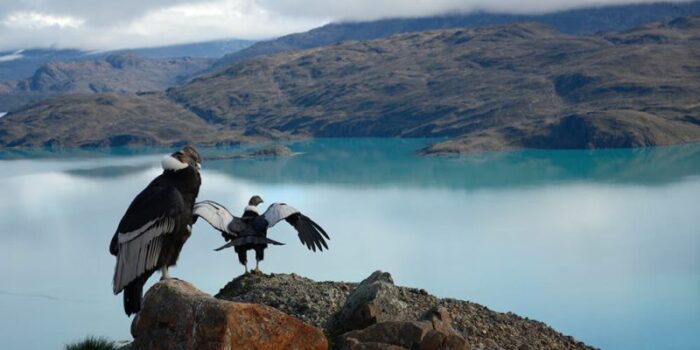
[{"xmin": 0, "ymin": 138, "xmax": 698, "ymax": 349}]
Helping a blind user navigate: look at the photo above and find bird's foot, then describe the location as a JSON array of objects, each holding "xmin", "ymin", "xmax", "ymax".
[
  {"xmin": 160, "ymin": 267, "xmax": 171, "ymax": 280},
  {"xmin": 252, "ymin": 260, "xmax": 262, "ymax": 274}
]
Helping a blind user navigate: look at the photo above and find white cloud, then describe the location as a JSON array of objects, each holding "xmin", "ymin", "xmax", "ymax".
[
  {"xmin": 2, "ymin": 11, "xmax": 84, "ymax": 29},
  {"xmin": 258, "ymin": 0, "xmax": 692, "ymax": 20},
  {"xmin": 119, "ymin": 0, "xmax": 321, "ymax": 45},
  {"xmin": 0, "ymin": 0, "xmax": 692, "ymax": 51},
  {"xmin": 0, "ymin": 0, "xmax": 323, "ymax": 51}
]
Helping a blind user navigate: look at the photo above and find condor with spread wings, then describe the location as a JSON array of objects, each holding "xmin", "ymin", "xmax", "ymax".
[{"xmin": 193, "ymin": 197, "xmax": 329, "ymax": 273}]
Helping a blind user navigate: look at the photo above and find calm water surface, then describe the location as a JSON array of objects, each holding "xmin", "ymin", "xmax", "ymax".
[{"xmin": 0, "ymin": 139, "xmax": 698, "ymax": 349}]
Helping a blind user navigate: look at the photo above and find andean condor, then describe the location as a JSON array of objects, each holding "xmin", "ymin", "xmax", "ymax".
[
  {"xmin": 193, "ymin": 195, "xmax": 330, "ymax": 273},
  {"xmin": 109, "ymin": 146, "xmax": 202, "ymax": 316}
]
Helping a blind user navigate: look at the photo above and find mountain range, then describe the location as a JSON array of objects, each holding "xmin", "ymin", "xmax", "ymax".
[
  {"xmin": 214, "ymin": 1, "xmax": 700, "ymax": 68},
  {"xmin": 0, "ymin": 39, "xmax": 254, "ymax": 83},
  {"xmin": 3, "ymin": 1, "xmax": 700, "ymax": 112},
  {"xmin": 1, "ymin": 16, "xmax": 698, "ymax": 152}
]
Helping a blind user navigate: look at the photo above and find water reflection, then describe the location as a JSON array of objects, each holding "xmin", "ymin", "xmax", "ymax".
[
  {"xmin": 0, "ymin": 139, "xmax": 698, "ymax": 350},
  {"xmin": 204, "ymin": 139, "xmax": 700, "ymax": 189},
  {"xmin": 65, "ymin": 165, "xmax": 152, "ymax": 179}
]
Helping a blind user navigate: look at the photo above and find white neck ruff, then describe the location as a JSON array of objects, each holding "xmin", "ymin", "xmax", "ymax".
[{"xmin": 161, "ymin": 155, "xmax": 188, "ymax": 171}]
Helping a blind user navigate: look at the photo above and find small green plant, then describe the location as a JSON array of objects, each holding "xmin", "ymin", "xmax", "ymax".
[{"xmin": 65, "ymin": 336, "xmax": 117, "ymax": 350}]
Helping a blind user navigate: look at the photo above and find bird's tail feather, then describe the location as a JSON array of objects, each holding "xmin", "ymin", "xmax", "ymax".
[
  {"xmin": 123, "ymin": 280, "xmax": 143, "ymax": 316},
  {"xmin": 214, "ymin": 236, "xmax": 284, "ymax": 251},
  {"xmin": 214, "ymin": 241, "xmax": 235, "ymax": 251},
  {"xmin": 234, "ymin": 236, "xmax": 285, "ymax": 246}
]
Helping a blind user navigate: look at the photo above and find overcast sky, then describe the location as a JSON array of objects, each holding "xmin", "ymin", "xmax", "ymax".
[{"xmin": 0, "ymin": 0, "xmax": 690, "ymax": 51}]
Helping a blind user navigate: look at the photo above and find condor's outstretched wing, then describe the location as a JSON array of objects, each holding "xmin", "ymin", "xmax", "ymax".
[
  {"xmin": 193, "ymin": 200, "xmax": 246, "ymax": 235},
  {"xmin": 257, "ymin": 203, "xmax": 330, "ymax": 252},
  {"xmin": 110, "ymin": 183, "xmax": 186, "ymax": 295}
]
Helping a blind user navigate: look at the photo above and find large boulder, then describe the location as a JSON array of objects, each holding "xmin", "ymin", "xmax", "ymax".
[
  {"xmin": 339, "ymin": 307, "xmax": 470, "ymax": 350},
  {"xmin": 336, "ymin": 271, "xmax": 409, "ymax": 332},
  {"xmin": 131, "ymin": 279, "xmax": 328, "ymax": 350}
]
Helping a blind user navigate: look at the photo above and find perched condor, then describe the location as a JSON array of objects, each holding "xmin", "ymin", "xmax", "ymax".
[
  {"xmin": 193, "ymin": 195, "xmax": 330, "ymax": 273},
  {"xmin": 109, "ymin": 146, "xmax": 202, "ymax": 316}
]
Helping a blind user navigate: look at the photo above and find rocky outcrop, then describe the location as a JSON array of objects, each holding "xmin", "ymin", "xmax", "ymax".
[
  {"xmin": 131, "ymin": 279, "xmax": 327, "ymax": 350},
  {"xmin": 217, "ymin": 271, "xmax": 597, "ymax": 350},
  {"xmin": 337, "ymin": 271, "xmax": 409, "ymax": 332},
  {"xmin": 216, "ymin": 272, "xmax": 355, "ymax": 332},
  {"xmin": 339, "ymin": 306, "xmax": 470, "ymax": 350},
  {"xmin": 206, "ymin": 145, "xmax": 295, "ymax": 161}
]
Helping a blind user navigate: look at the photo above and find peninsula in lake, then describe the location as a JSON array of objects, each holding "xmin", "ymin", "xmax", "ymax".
[{"xmin": 1, "ymin": 16, "xmax": 699, "ymax": 153}]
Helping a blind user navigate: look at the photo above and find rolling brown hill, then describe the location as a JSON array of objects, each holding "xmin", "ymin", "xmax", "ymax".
[
  {"xmin": 1, "ymin": 17, "xmax": 699, "ymax": 152},
  {"xmin": 0, "ymin": 92, "xmax": 295, "ymax": 148}
]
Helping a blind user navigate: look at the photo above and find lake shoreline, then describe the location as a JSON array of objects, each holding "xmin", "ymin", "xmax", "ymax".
[{"xmin": 3, "ymin": 135, "xmax": 700, "ymax": 158}]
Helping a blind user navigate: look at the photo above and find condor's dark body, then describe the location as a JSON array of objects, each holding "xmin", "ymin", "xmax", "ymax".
[
  {"xmin": 229, "ymin": 208, "xmax": 268, "ymax": 266},
  {"xmin": 109, "ymin": 165, "xmax": 201, "ymax": 315}
]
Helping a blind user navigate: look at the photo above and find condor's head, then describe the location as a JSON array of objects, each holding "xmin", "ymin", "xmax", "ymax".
[{"xmin": 162, "ymin": 145, "xmax": 202, "ymax": 172}]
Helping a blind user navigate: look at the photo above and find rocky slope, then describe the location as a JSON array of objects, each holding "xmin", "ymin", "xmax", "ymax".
[
  {"xmin": 2, "ymin": 17, "xmax": 699, "ymax": 151},
  {"xmin": 215, "ymin": 271, "xmax": 595, "ymax": 350},
  {"xmin": 173, "ymin": 17, "xmax": 700, "ymax": 153},
  {"xmin": 0, "ymin": 92, "xmax": 299, "ymax": 148},
  {"xmin": 214, "ymin": 1, "xmax": 700, "ymax": 68},
  {"xmin": 0, "ymin": 54, "xmax": 213, "ymax": 112}
]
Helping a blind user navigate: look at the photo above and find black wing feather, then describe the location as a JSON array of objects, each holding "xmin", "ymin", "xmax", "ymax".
[
  {"xmin": 285, "ymin": 213, "xmax": 329, "ymax": 252},
  {"xmin": 261, "ymin": 203, "xmax": 330, "ymax": 252}
]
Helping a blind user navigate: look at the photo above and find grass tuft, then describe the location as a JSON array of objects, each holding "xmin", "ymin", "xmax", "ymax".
[{"xmin": 65, "ymin": 336, "xmax": 117, "ymax": 350}]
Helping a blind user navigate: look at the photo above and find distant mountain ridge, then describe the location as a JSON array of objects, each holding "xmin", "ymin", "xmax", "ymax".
[
  {"xmin": 214, "ymin": 0, "xmax": 700, "ymax": 68},
  {"xmin": 0, "ymin": 49, "xmax": 86, "ymax": 82},
  {"xmin": 1, "ymin": 16, "xmax": 698, "ymax": 152},
  {"xmin": 114, "ymin": 39, "xmax": 255, "ymax": 59},
  {"xmin": 0, "ymin": 39, "xmax": 254, "ymax": 83},
  {"xmin": 0, "ymin": 54, "xmax": 213, "ymax": 112}
]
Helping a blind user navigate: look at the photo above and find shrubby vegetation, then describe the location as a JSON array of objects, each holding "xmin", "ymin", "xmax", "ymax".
[{"xmin": 65, "ymin": 336, "xmax": 117, "ymax": 350}]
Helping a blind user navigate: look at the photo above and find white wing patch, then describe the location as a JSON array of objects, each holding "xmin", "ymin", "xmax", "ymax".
[
  {"xmin": 193, "ymin": 201, "xmax": 235, "ymax": 233},
  {"xmin": 113, "ymin": 217, "xmax": 175, "ymax": 294},
  {"xmin": 263, "ymin": 203, "xmax": 300, "ymax": 228}
]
